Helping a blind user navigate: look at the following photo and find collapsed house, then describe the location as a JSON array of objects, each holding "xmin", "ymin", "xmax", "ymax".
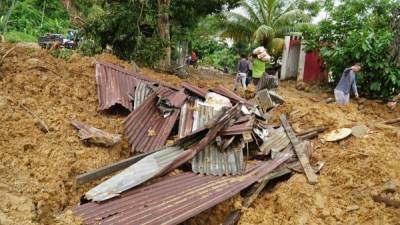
[{"xmin": 73, "ymin": 61, "xmax": 324, "ymax": 225}]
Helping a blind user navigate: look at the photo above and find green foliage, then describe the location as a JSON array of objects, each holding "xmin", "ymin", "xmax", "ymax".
[
  {"xmin": 5, "ymin": 0, "xmax": 70, "ymax": 37},
  {"xmin": 81, "ymin": 0, "xmax": 241, "ymax": 66},
  {"xmin": 201, "ymin": 48, "xmax": 238, "ymax": 72},
  {"xmin": 308, "ymin": 0, "xmax": 400, "ymax": 98},
  {"xmin": 81, "ymin": 1, "xmax": 165, "ymax": 66},
  {"xmin": 4, "ymin": 31, "xmax": 36, "ymax": 43},
  {"xmin": 77, "ymin": 38, "xmax": 102, "ymax": 56},
  {"xmin": 72, "ymin": 0, "xmax": 106, "ymax": 17},
  {"xmin": 219, "ymin": 0, "xmax": 316, "ymax": 57},
  {"xmin": 50, "ymin": 48, "xmax": 74, "ymax": 60}
]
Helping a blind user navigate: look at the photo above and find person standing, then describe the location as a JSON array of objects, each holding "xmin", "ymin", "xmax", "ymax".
[
  {"xmin": 334, "ymin": 63, "xmax": 362, "ymax": 105},
  {"xmin": 246, "ymin": 55, "xmax": 253, "ymax": 86},
  {"xmin": 252, "ymin": 53, "xmax": 266, "ymax": 86},
  {"xmin": 234, "ymin": 54, "xmax": 249, "ymax": 91}
]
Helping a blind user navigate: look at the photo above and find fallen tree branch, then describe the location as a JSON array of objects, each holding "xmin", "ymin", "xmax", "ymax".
[
  {"xmin": 0, "ymin": 46, "xmax": 16, "ymax": 67},
  {"xmin": 6, "ymin": 97, "xmax": 49, "ymax": 133},
  {"xmin": 19, "ymin": 104, "xmax": 49, "ymax": 133}
]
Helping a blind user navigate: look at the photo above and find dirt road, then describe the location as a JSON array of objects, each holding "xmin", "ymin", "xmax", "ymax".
[{"xmin": 0, "ymin": 43, "xmax": 399, "ymax": 225}]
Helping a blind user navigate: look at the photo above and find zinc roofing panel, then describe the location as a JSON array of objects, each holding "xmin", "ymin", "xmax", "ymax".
[
  {"xmin": 124, "ymin": 93, "xmax": 180, "ymax": 153},
  {"xmin": 73, "ymin": 149, "xmax": 291, "ymax": 225}
]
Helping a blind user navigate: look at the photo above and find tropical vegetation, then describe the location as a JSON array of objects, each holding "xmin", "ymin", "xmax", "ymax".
[{"xmin": 305, "ymin": 0, "xmax": 400, "ymax": 98}]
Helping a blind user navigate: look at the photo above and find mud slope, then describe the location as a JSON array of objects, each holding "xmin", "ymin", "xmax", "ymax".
[
  {"xmin": 239, "ymin": 82, "xmax": 400, "ymax": 225},
  {"xmin": 1, "ymin": 43, "xmax": 399, "ymax": 225},
  {"xmin": 0, "ymin": 43, "xmax": 235, "ymax": 225}
]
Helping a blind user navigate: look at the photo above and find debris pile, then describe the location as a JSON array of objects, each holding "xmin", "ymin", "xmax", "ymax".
[{"xmin": 72, "ymin": 61, "xmax": 324, "ymax": 225}]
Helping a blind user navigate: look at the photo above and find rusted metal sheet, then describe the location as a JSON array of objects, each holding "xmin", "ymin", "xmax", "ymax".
[
  {"xmin": 258, "ymin": 127, "xmax": 290, "ymax": 155},
  {"xmin": 158, "ymin": 88, "xmax": 187, "ymax": 108},
  {"xmin": 71, "ymin": 121, "xmax": 121, "ymax": 147},
  {"xmin": 96, "ymin": 61, "xmax": 138, "ymax": 111},
  {"xmin": 181, "ymin": 81, "xmax": 208, "ymax": 98},
  {"xmin": 124, "ymin": 93, "xmax": 180, "ymax": 153},
  {"xmin": 73, "ymin": 149, "xmax": 292, "ymax": 225},
  {"xmin": 96, "ymin": 61, "xmax": 180, "ymax": 112},
  {"xmin": 220, "ymin": 123, "xmax": 253, "ymax": 136},
  {"xmin": 190, "ymin": 102, "xmax": 244, "ymax": 176}
]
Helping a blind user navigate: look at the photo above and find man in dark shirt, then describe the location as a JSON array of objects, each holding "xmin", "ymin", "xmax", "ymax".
[{"xmin": 234, "ymin": 54, "xmax": 249, "ymax": 91}]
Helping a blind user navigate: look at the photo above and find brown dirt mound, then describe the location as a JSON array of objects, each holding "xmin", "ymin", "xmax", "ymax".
[
  {"xmin": 1, "ymin": 43, "xmax": 399, "ymax": 225},
  {"xmin": 0, "ymin": 43, "xmax": 235, "ymax": 225}
]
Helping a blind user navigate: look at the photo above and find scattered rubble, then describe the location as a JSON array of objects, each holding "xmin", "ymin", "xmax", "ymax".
[
  {"xmin": 1, "ymin": 43, "xmax": 399, "ymax": 225},
  {"xmin": 70, "ymin": 61, "xmax": 325, "ymax": 224}
]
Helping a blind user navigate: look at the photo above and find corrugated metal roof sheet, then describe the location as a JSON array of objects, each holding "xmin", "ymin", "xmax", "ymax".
[
  {"xmin": 96, "ymin": 61, "xmax": 180, "ymax": 112},
  {"xmin": 257, "ymin": 127, "xmax": 290, "ymax": 155},
  {"xmin": 178, "ymin": 99, "xmax": 195, "ymax": 138},
  {"xmin": 181, "ymin": 82, "xmax": 208, "ymax": 98},
  {"xmin": 190, "ymin": 101, "xmax": 245, "ymax": 176},
  {"xmin": 132, "ymin": 81, "xmax": 153, "ymax": 110},
  {"xmin": 124, "ymin": 93, "xmax": 180, "ymax": 153},
  {"xmin": 85, "ymin": 146, "xmax": 184, "ymax": 202},
  {"xmin": 220, "ymin": 123, "xmax": 253, "ymax": 136},
  {"xmin": 158, "ymin": 88, "xmax": 187, "ymax": 108},
  {"xmin": 73, "ymin": 149, "xmax": 292, "ymax": 225},
  {"xmin": 96, "ymin": 62, "xmax": 137, "ymax": 111}
]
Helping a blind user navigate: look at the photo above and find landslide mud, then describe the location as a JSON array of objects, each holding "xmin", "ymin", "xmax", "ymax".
[{"xmin": 1, "ymin": 43, "xmax": 399, "ymax": 225}]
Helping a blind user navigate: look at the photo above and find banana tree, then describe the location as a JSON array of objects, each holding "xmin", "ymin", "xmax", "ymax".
[{"xmin": 220, "ymin": 0, "xmax": 311, "ymax": 57}]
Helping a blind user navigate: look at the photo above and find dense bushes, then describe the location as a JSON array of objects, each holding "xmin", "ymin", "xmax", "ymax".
[
  {"xmin": 307, "ymin": 0, "xmax": 400, "ymax": 98},
  {"xmin": 7, "ymin": 0, "xmax": 70, "ymax": 36},
  {"xmin": 80, "ymin": 1, "xmax": 165, "ymax": 66}
]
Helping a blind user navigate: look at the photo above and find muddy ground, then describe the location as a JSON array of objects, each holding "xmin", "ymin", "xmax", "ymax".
[{"xmin": 0, "ymin": 43, "xmax": 399, "ymax": 225}]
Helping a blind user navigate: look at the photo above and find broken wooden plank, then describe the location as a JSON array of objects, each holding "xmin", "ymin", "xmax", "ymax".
[
  {"xmin": 223, "ymin": 158, "xmax": 298, "ymax": 225},
  {"xmin": 295, "ymin": 127, "xmax": 327, "ymax": 137},
  {"xmin": 71, "ymin": 121, "xmax": 121, "ymax": 147},
  {"xmin": 372, "ymin": 195, "xmax": 400, "ymax": 208},
  {"xmin": 383, "ymin": 118, "xmax": 400, "ymax": 125},
  {"xmin": 298, "ymin": 131, "xmax": 320, "ymax": 140},
  {"xmin": 280, "ymin": 114, "xmax": 318, "ymax": 184}
]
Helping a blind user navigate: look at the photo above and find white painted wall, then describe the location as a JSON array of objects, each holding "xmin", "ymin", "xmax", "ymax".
[{"xmin": 297, "ymin": 44, "xmax": 306, "ymax": 81}]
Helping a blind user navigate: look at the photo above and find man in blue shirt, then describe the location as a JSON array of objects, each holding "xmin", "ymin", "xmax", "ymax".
[{"xmin": 334, "ymin": 63, "xmax": 362, "ymax": 105}]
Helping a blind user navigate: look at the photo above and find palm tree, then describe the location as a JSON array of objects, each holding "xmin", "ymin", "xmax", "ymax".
[{"xmin": 220, "ymin": 0, "xmax": 311, "ymax": 56}]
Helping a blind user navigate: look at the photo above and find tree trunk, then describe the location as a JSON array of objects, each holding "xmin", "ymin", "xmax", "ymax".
[
  {"xmin": 391, "ymin": 8, "xmax": 400, "ymax": 65},
  {"xmin": 2, "ymin": 0, "xmax": 16, "ymax": 34},
  {"xmin": 157, "ymin": 0, "xmax": 171, "ymax": 71}
]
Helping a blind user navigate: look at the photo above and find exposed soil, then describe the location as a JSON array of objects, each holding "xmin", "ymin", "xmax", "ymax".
[{"xmin": 0, "ymin": 43, "xmax": 399, "ymax": 225}]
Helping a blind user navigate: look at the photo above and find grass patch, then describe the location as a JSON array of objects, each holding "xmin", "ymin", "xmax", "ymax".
[
  {"xmin": 50, "ymin": 49, "xmax": 74, "ymax": 60},
  {"xmin": 5, "ymin": 31, "xmax": 37, "ymax": 43}
]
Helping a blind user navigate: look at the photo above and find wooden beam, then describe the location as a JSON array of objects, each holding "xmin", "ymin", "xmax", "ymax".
[
  {"xmin": 279, "ymin": 114, "xmax": 318, "ymax": 184},
  {"xmin": 383, "ymin": 118, "xmax": 400, "ymax": 125}
]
